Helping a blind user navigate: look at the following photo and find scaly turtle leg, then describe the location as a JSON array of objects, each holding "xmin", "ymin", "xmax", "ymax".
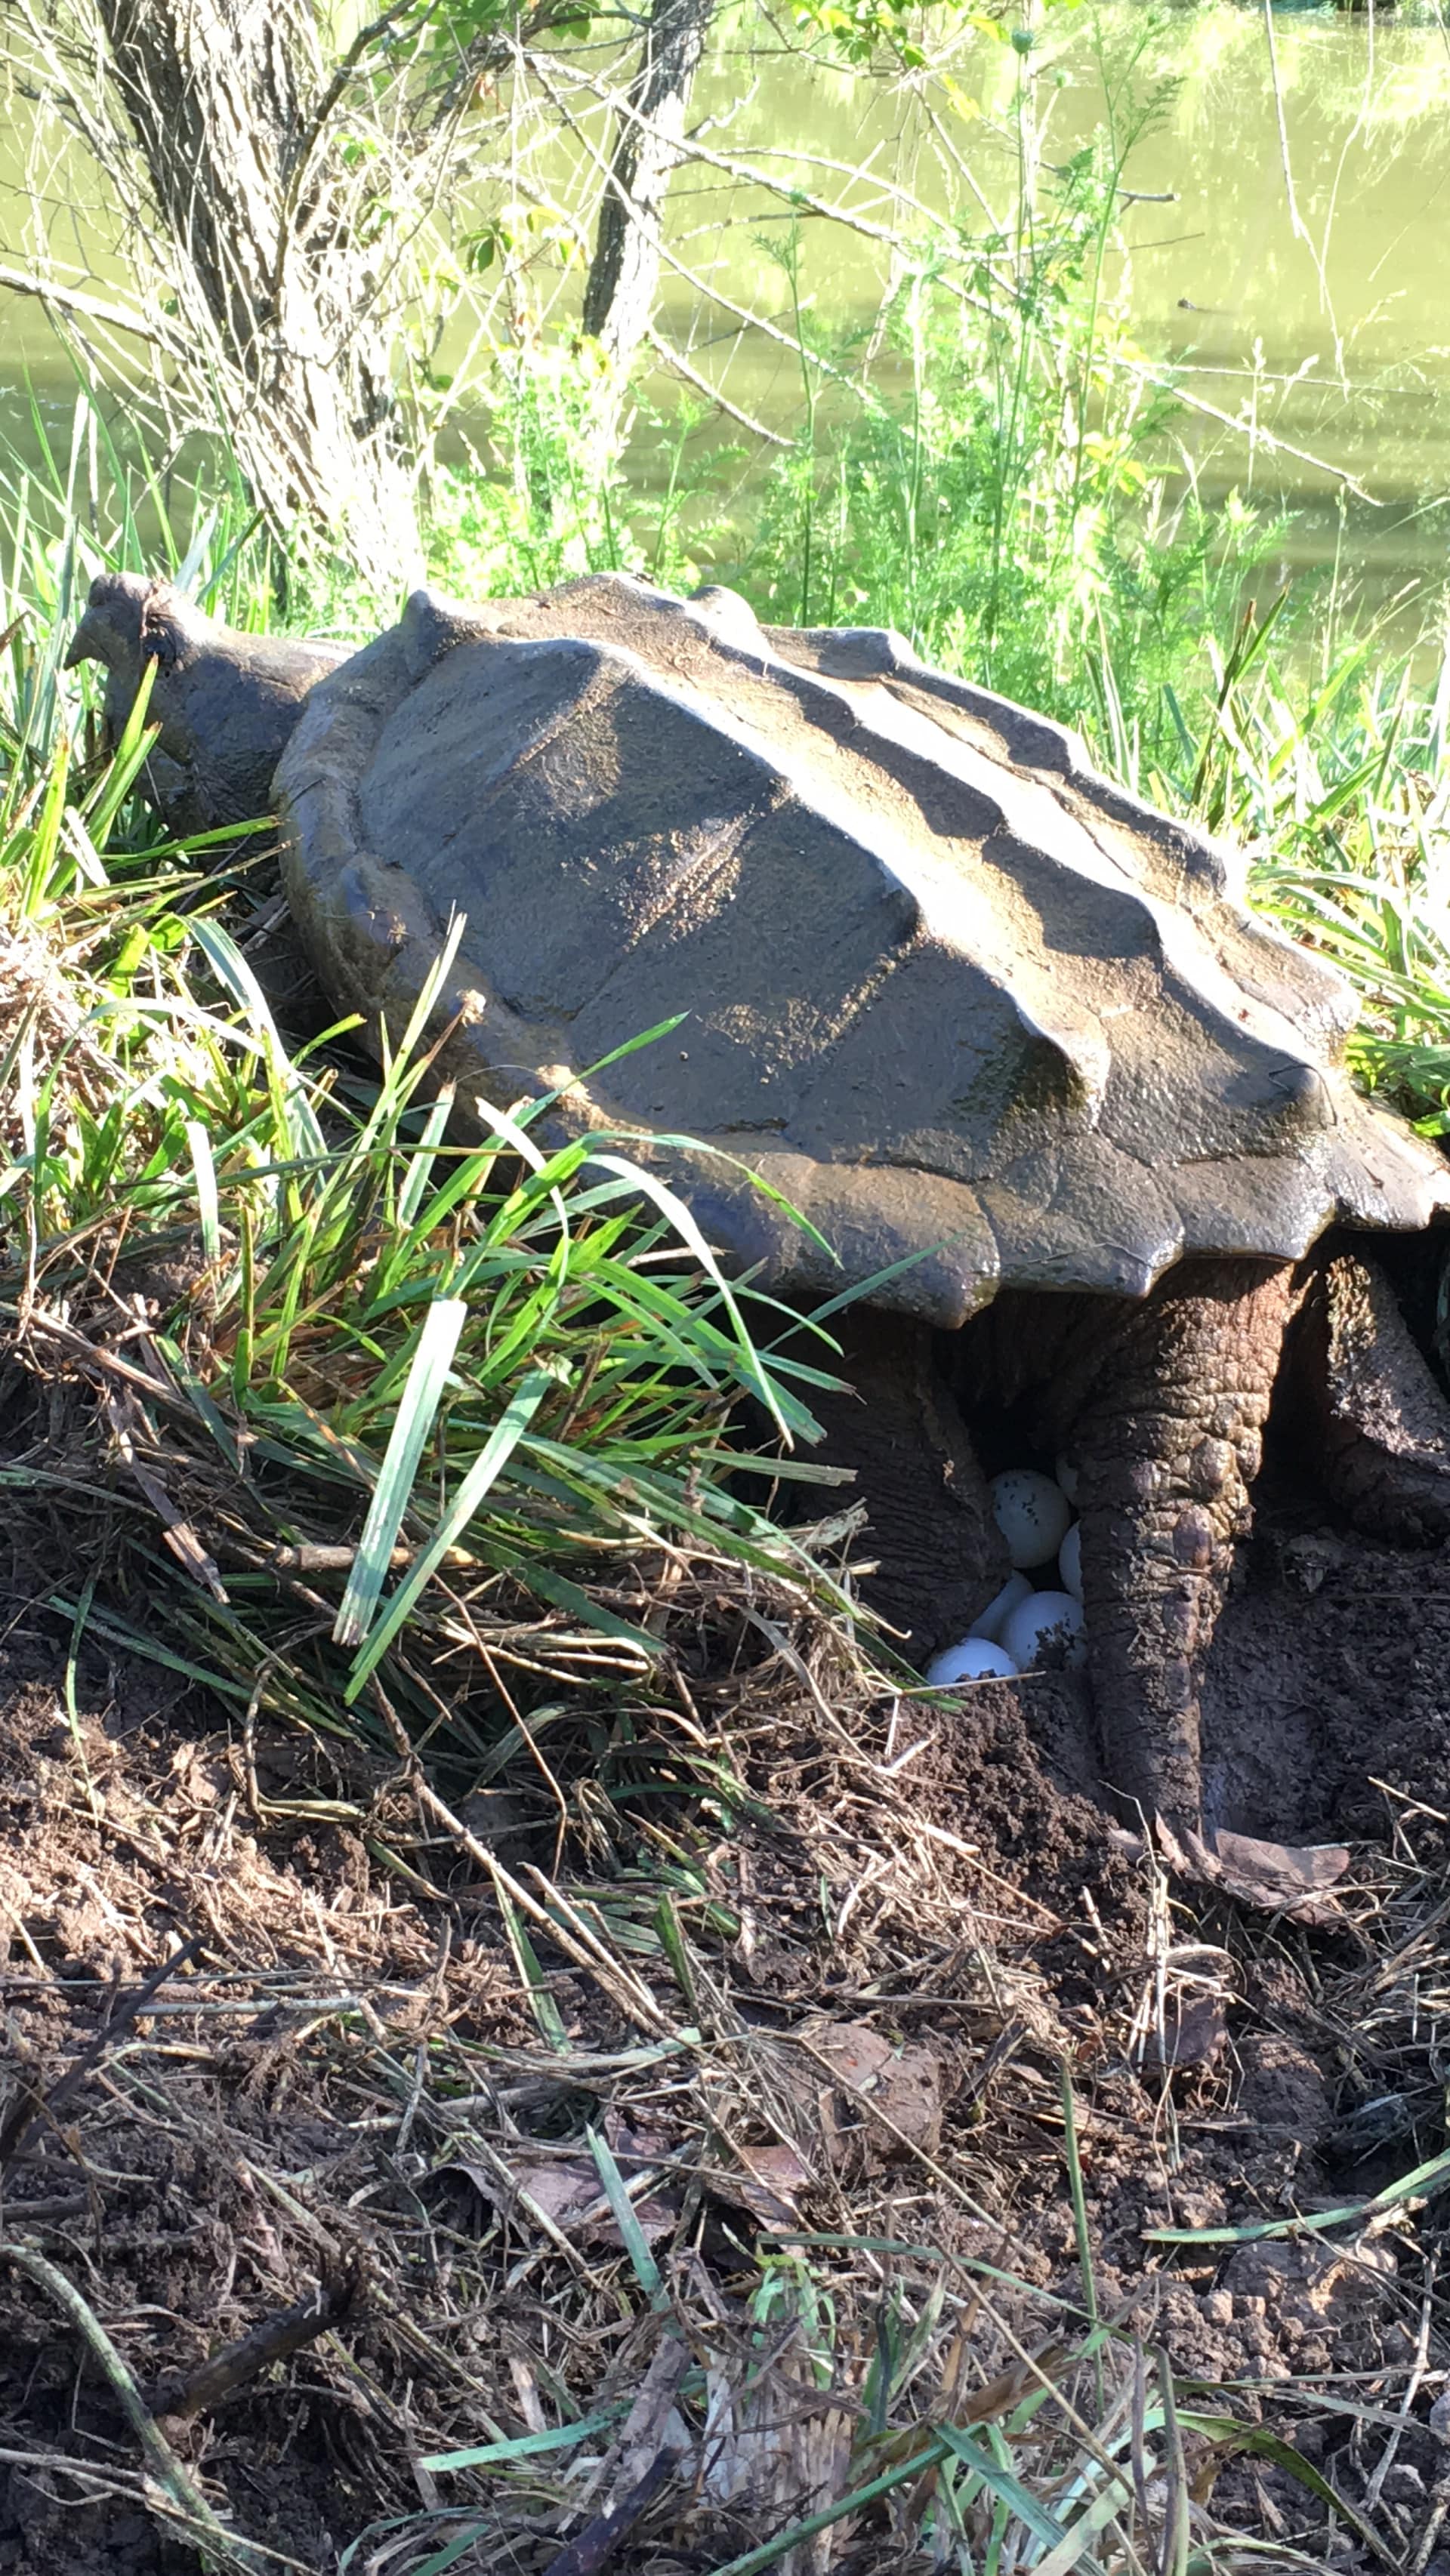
[
  {"xmin": 1297, "ymin": 1248, "xmax": 1450, "ymax": 1543},
  {"xmin": 1026, "ymin": 1259, "xmax": 1298, "ymax": 1832}
]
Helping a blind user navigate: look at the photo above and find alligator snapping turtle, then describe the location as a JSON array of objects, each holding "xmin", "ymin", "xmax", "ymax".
[{"xmin": 69, "ymin": 568, "xmax": 1450, "ymax": 1843}]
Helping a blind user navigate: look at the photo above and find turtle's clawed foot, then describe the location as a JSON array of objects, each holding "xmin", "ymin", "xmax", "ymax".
[{"xmin": 1300, "ymin": 1249, "xmax": 1450, "ymax": 1545}]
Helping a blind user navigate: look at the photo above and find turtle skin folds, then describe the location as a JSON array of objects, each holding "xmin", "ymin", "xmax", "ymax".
[{"xmin": 1041, "ymin": 1261, "xmax": 1297, "ymax": 1830}]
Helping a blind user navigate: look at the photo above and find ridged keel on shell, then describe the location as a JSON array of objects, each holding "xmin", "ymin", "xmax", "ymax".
[{"xmin": 276, "ymin": 575, "xmax": 1449, "ymax": 1324}]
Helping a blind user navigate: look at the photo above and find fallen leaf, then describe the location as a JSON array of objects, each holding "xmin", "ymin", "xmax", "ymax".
[
  {"xmin": 1156, "ymin": 1820, "xmax": 1350, "ymax": 1926},
  {"xmin": 435, "ymin": 2155, "xmax": 679, "ymax": 2248},
  {"xmin": 798, "ymin": 2019, "xmax": 943, "ymax": 2168},
  {"xmin": 1148, "ymin": 1992, "xmax": 1228, "ymax": 2071},
  {"xmin": 726, "ymin": 2141, "xmax": 814, "ymax": 2227},
  {"xmin": 603, "ymin": 2110, "xmax": 676, "ymax": 2162}
]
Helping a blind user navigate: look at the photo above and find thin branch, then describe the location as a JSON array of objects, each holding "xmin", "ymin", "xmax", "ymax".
[
  {"xmin": 0, "ymin": 261, "xmax": 193, "ymax": 364},
  {"xmin": 643, "ymin": 325, "xmax": 790, "ymax": 445},
  {"xmin": 523, "ymin": 48, "xmax": 1381, "ymax": 498},
  {"xmin": 424, "ymin": 0, "xmax": 619, "ymax": 128},
  {"xmin": 1261, "ymin": 0, "xmax": 1310, "ymax": 248},
  {"xmin": 273, "ymin": 0, "xmax": 425, "ymax": 300},
  {"xmin": 148, "ymin": 2260, "xmax": 366, "ymax": 2420}
]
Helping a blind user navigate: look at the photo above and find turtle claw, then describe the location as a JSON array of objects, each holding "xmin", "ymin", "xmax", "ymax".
[{"xmin": 1154, "ymin": 1815, "xmax": 1351, "ymax": 1924}]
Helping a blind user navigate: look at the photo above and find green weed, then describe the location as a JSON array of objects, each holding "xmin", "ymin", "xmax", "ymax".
[
  {"xmin": 1151, "ymin": 602, "xmax": 1450, "ymax": 1132},
  {"xmin": 0, "ymin": 639, "xmax": 851, "ymax": 1795}
]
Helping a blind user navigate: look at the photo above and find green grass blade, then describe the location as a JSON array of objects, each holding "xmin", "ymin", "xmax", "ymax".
[
  {"xmin": 184, "ymin": 1117, "xmax": 222, "ymax": 1266},
  {"xmin": 402, "ymin": 2523, "xmax": 495, "ymax": 2576},
  {"xmin": 1031, "ymin": 2476, "xmax": 1131, "ymax": 2576},
  {"xmin": 80, "ymin": 655, "xmax": 159, "ymax": 844},
  {"xmin": 585, "ymin": 1151, "xmax": 787, "ymax": 1440},
  {"xmin": 492, "ymin": 1882, "xmax": 571, "ymax": 2050},
  {"xmin": 188, "ymin": 914, "xmax": 327, "ymax": 1161},
  {"xmin": 344, "ymin": 1366, "xmax": 553, "ymax": 1697},
  {"xmin": 1174, "ymin": 2411, "xmax": 1399, "ymax": 2568},
  {"xmin": 585, "ymin": 2124, "xmax": 668, "ymax": 2304},
  {"xmin": 705, "ymin": 2442, "xmax": 952, "ymax": 2576},
  {"xmin": 43, "ymin": 1596, "xmax": 256, "ymax": 1702},
  {"xmin": 653, "ymin": 1891, "xmax": 699, "ymax": 2013},
  {"xmin": 1060, "ymin": 2062, "xmax": 1097, "ymax": 2331},
  {"xmin": 332, "ymin": 1298, "xmax": 467, "ymax": 1647},
  {"xmin": 1146, "ymin": 2140, "xmax": 1450, "ymax": 2245},
  {"xmin": 501, "ymin": 1557, "xmax": 661, "ymax": 1653},
  {"xmin": 1158, "ymin": 2350, "xmax": 1191, "ymax": 2576},
  {"xmin": 421, "ymin": 2407, "xmax": 621, "ymax": 2475},
  {"xmin": 153, "ymin": 1334, "xmax": 242, "ymax": 1474},
  {"xmin": 934, "ymin": 2425, "xmax": 1075, "ymax": 2553},
  {"xmin": 396, "ymin": 1081, "xmax": 457, "ymax": 1227}
]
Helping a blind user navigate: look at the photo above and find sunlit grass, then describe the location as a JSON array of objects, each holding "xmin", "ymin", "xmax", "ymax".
[
  {"xmin": 0, "ymin": 618, "xmax": 854, "ymax": 1788},
  {"xmin": 1140, "ymin": 596, "xmax": 1450, "ymax": 1133}
]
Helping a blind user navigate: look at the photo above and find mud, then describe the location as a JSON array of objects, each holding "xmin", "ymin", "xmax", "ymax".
[
  {"xmin": 1204, "ymin": 1510, "xmax": 1450, "ymax": 1847},
  {"xmin": 0, "ymin": 1614, "xmax": 529, "ymax": 2576},
  {"xmin": 890, "ymin": 1672, "xmax": 1449, "ymax": 2567},
  {"xmin": 970, "ymin": 1502, "xmax": 1450, "ymax": 1857}
]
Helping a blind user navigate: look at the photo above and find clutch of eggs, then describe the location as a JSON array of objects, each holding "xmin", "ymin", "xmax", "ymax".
[{"xmin": 924, "ymin": 1466, "xmax": 1083, "ymax": 1682}]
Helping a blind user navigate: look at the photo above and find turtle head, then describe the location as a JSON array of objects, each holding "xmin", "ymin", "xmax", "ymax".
[
  {"xmin": 64, "ymin": 569, "xmax": 151, "ymax": 682},
  {"xmin": 66, "ymin": 569, "xmax": 347, "ymax": 838},
  {"xmin": 65, "ymin": 571, "xmax": 208, "ymax": 696}
]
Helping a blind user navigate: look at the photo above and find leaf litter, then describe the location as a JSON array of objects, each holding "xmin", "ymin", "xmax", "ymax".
[{"xmin": 0, "ymin": 1559, "xmax": 1445, "ymax": 2574}]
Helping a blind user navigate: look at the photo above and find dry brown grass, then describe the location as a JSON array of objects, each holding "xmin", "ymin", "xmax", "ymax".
[{"xmin": 0, "ymin": 1540, "xmax": 1445, "ymax": 2573}]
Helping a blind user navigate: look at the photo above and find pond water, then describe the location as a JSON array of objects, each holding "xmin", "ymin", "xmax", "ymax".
[
  {"xmin": 2, "ymin": 2, "xmax": 1448, "ymax": 616},
  {"xmin": 662, "ymin": 4, "xmax": 1450, "ymax": 623}
]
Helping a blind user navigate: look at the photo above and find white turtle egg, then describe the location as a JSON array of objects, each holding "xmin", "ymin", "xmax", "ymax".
[
  {"xmin": 1056, "ymin": 1453, "xmax": 1081, "ymax": 1505},
  {"xmin": 1058, "ymin": 1521, "xmax": 1082, "ymax": 1602},
  {"xmin": 990, "ymin": 1468, "xmax": 1072, "ymax": 1570},
  {"xmin": 1001, "ymin": 1588, "xmax": 1086, "ymax": 1672},
  {"xmin": 924, "ymin": 1637, "xmax": 1020, "ymax": 1685},
  {"xmin": 967, "ymin": 1572, "xmax": 1033, "ymax": 1644}
]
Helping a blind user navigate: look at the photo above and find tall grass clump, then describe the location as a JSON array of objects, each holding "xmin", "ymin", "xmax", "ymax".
[
  {"xmin": 1, "ymin": 604, "xmax": 854, "ymax": 1812},
  {"xmin": 1144, "ymin": 597, "xmax": 1450, "ymax": 1135}
]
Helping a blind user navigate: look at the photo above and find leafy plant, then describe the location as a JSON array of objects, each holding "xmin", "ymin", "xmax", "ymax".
[{"xmin": 722, "ymin": 28, "xmax": 1288, "ymax": 772}]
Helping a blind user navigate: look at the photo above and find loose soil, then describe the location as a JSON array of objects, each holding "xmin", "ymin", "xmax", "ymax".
[{"xmin": 0, "ymin": 1428, "xmax": 1448, "ymax": 2575}]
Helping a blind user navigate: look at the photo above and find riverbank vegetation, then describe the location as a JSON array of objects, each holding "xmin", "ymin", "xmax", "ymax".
[{"xmin": 2, "ymin": 1, "xmax": 1450, "ymax": 2568}]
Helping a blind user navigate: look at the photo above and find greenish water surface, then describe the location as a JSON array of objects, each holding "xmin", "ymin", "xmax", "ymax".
[{"xmin": 2, "ymin": 2, "xmax": 1448, "ymax": 616}]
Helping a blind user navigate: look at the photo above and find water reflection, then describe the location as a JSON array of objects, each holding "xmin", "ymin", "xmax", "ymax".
[{"xmin": 2, "ymin": 3, "xmax": 1448, "ymax": 611}]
